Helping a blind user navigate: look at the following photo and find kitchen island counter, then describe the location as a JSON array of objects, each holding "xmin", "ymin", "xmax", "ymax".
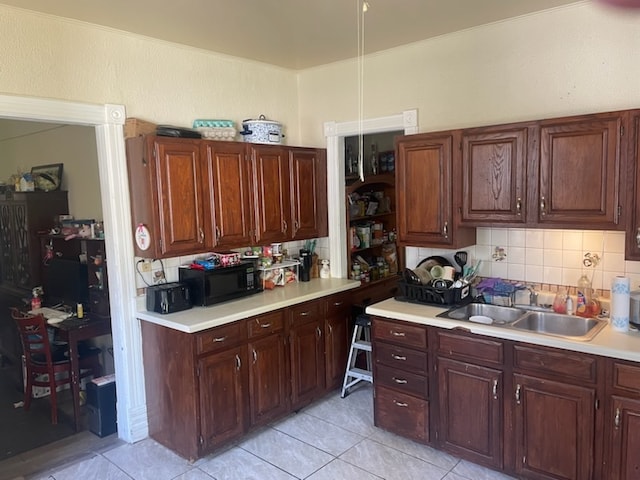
[
  {"xmin": 366, "ymin": 297, "xmax": 640, "ymax": 363},
  {"xmin": 137, "ymin": 278, "xmax": 360, "ymax": 333}
]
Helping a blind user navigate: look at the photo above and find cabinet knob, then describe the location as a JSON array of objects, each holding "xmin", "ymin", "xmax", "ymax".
[
  {"xmin": 540, "ymin": 197, "xmax": 546, "ymax": 216},
  {"xmin": 516, "ymin": 198, "xmax": 522, "ymax": 215}
]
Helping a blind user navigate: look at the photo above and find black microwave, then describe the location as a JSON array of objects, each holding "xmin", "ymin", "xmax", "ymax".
[{"xmin": 179, "ymin": 261, "xmax": 262, "ymax": 306}]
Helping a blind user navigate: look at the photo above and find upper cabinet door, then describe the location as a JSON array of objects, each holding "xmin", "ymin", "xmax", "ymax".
[
  {"xmin": 396, "ymin": 133, "xmax": 454, "ymax": 246},
  {"xmin": 203, "ymin": 141, "xmax": 253, "ymax": 249},
  {"xmin": 461, "ymin": 125, "xmax": 531, "ymax": 225},
  {"xmin": 289, "ymin": 147, "xmax": 328, "ymax": 240},
  {"xmin": 626, "ymin": 110, "xmax": 640, "ymax": 260},
  {"xmin": 538, "ymin": 113, "xmax": 624, "ymax": 228},
  {"xmin": 250, "ymin": 144, "xmax": 290, "ymax": 244}
]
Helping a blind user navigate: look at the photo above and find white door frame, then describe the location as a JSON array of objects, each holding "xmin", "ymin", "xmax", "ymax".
[
  {"xmin": 0, "ymin": 93, "xmax": 147, "ymax": 442},
  {"xmin": 323, "ymin": 110, "xmax": 418, "ymax": 279}
]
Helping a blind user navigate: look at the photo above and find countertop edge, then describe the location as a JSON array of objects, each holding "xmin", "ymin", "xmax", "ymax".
[
  {"xmin": 366, "ymin": 298, "xmax": 640, "ymax": 363},
  {"xmin": 136, "ymin": 278, "xmax": 360, "ymax": 333}
]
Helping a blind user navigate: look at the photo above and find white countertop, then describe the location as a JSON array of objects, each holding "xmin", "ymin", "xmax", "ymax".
[
  {"xmin": 366, "ymin": 298, "xmax": 640, "ymax": 363},
  {"xmin": 136, "ymin": 278, "xmax": 360, "ymax": 333}
]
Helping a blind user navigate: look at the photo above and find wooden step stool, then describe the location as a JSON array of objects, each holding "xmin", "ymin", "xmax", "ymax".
[{"xmin": 340, "ymin": 314, "xmax": 373, "ymax": 398}]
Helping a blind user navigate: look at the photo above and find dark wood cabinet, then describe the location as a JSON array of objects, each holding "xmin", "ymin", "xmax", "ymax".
[
  {"xmin": 126, "ymin": 136, "xmax": 210, "ymax": 258},
  {"xmin": 372, "ymin": 317, "xmax": 429, "ymax": 444},
  {"xmin": 324, "ymin": 292, "xmax": 351, "ymax": 390},
  {"xmin": 127, "ymin": 136, "xmax": 329, "ymax": 258},
  {"xmin": 203, "ymin": 141, "xmax": 253, "ymax": 248},
  {"xmin": 249, "ymin": 144, "xmax": 290, "ymax": 244},
  {"xmin": 246, "ymin": 311, "xmax": 288, "ymax": 427},
  {"xmin": 290, "ymin": 147, "xmax": 328, "ymax": 240},
  {"xmin": 0, "ymin": 191, "xmax": 69, "ymax": 294},
  {"xmin": 289, "ymin": 299, "xmax": 325, "ymax": 410},
  {"xmin": 461, "ymin": 124, "xmax": 531, "ymax": 225},
  {"xmin": 607, "ymin": 396, "xmax": 640, "ymax": 480},
  {"xmin": 513, "ymin": 373, "xmax": 595, "ymax": 480},
  {"xmin": 198, "ymin": 346, "xmax": 247, "ymax": 451},
  {"xmin": 537, "ymin": 112, "xmax": 624, "ymax": 229},
  {"xmin": 625, "ymin": 110, "xmax": 640, "ymax": 260},
  {"xmin": 437, "ymin": 358, "xmax": 503, "ymax": 469},
  {"xmin": 395, "ymin": 132, "xmax": 475, "ymax": 248}
]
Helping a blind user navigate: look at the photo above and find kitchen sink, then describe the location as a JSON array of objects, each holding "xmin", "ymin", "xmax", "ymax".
[
  {"xmin": 438, "ymin": 303, "xmax": 527, "ymax": 325},
  {"xmin": 438, "ymin": 303, "xmax": 608, "ymax": 341},
  {"xmin": 510, "ymin": 311, "xmax": 608, "ymax": 341}
]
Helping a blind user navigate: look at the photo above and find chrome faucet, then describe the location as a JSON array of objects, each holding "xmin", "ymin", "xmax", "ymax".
[{"xmin": 527, "ymin": 285, "xmax": 539, "ymax": 307}]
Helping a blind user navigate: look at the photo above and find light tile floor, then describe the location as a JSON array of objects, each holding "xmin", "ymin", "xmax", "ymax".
[{"xmin": 27, "ymin": 385, "xmax": 515, "ymax": 480}]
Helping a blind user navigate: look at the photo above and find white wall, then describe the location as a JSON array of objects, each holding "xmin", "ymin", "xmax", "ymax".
[
  {"xmin": 0, "ymin": 5, "xmax": 304, "ymax": 145},
  {"xmin": 298, "ymin": 2, "xmax": 640, "ymax": 145},
  {"xmin": 1, "ymin": 125, "xmax": 102, "ymax": 220}
]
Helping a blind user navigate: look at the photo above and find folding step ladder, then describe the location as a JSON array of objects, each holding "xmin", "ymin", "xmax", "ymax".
[{"xmin": 340, "ymin": 314, "xmax": 373, "ymax": 398}]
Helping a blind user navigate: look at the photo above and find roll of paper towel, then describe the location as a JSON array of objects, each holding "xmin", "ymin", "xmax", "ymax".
[{"xmin": 611, "ymin": 276, "xmax": 631, "ymax": 332}]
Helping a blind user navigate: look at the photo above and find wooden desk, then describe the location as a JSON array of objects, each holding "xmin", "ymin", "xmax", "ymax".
[{"xmin": 52, "ymin": 316, "xmax": 111, "ymax": 431}]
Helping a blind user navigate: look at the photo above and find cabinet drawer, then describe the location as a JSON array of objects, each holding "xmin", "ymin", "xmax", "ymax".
[
  {"xmin": 247, "ymin": 310, "xmax": 284, "ymax": 338},
  {"xmin": 372, "ymin": 318, "xmax": 427, "ymax": 349},
  {"xmin": 436, "ymin": 330, "xmax": 503, "ymax": 366},
  {"xmin": 376, "ymin": 364, "xmax": 428, "ymax": 398},
  {"xmin": 290, "ymin": 299, "xmax": 324, "ymax": 325},
  {"xmin": 611, "ymin": 360, "xmax": 640, "ymax": 394},
  {"xmin": 375, "ymin": 342, "xmax": 428, "ymax": 375},
  {"xmin": 196, "ymin": 321, "xmax": 246, "ymax": 355},
  {"xmin": 326, "ymin": 291, "xmax": 352, "ymax": 317},
  {"xmin": 374, "ymin": 385, "xmax": 429, "ymax": 444},
  {"xmin": 513, "ymin": 344, "xmax": 598, "ymax": 384}
]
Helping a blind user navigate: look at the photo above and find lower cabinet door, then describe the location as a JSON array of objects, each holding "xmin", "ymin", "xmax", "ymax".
[
  {"xmin": 324, "ymin": 313, "xmax": 350, "ymax": 391},
  {"xmin": 374, "ymin": 385, "xmax": 429, "ymax": 443},
  {"xmin": 248, "ymin": 333, "xmax": 288, "ymax": 426},
  {"xmin": 437, "ymin": 358, "xmax": 503, "ymax": 470},
  {"xmin": 198, "ymin": 347, "xmax": 246, "ymax": 452},
  {"xmin": 608, "ymin": 396, "xmax": 640, "ymax": 480},
  {"xmin": 290, "ymin": 320, "xmax": 325, "ymax": 409},
  {"xmin": 513, "ymin": 373, "xmax": 595, "ymax": 480}
]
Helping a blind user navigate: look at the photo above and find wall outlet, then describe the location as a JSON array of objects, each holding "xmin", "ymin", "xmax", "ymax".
[
  {"xmin": 153, "ymin": 271, "xmax": 165, "ymax": 284},
  {"xmin": 140, "ymin": 260, "xmax": 152, "ymax": 272}
]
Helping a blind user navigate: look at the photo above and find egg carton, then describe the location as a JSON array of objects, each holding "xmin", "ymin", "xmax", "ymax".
[{"xmin": 195, "ymin": 127, "xmax": 238, "ymax": 141}]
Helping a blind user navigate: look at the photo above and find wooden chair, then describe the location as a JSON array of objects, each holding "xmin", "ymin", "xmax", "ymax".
[{"xmin": 10, "ymin": 308, "xmax": 102, "ymax": 424}]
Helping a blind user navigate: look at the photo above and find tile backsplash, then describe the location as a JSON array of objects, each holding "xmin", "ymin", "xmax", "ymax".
[{"xmin": 405, "ymin": 228, "xmax": 640, "ymax": 294}]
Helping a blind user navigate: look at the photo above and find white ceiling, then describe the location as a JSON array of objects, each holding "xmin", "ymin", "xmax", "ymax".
[{"xmin": 1, "ymin": 0, "xmax": 583, "ymax": 70}]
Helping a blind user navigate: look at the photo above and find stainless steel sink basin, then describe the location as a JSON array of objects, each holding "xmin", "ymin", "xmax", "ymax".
[
  {"xmin": 510, "ymin": 311, "xmax": 608, "ymax": 341},
  {"xmin": 439, "ymin": 303, "xmax": 526, "ymax": 325}
]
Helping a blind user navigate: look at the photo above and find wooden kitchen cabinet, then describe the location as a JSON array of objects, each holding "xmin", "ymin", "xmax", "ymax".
[
  {"xmin": 604, "ymin": 359, "xmax": 640, "ymax": 479},
  {"xmin": 290, "ymin": 147, "xmax": 328, "ymax": 240},
  {"xmin": 127, "ymin": 136, "xmax": 210, "ymax": 258},
  {"xmin": 625, "ymin": 110, "xmax": 640, "ymax": 260},
  {"xmin": 249, "ymin": 144, "xmax": 291, "ymax": 244},
  {"xmin": 434, "ymin": 330, "xmax": 504, "ymax": 470},
  {"xmin": 372, "ymin": 317, "xmax": 430, "ymax": 443},
  {"xmin": 289, "ymin": 299, "xmax": 326, "ymax": 410},
  {"xmin": 324, "ymin": 292, "xmax": 352, "ymax": 390},
  {"xmin": 203, "ymin": 141, "xmax": 253, "ymax": 248},
  {"xmin": 246, "ymin": 311, "xmax": 289, "ymax": 427},
  {"xmin": 537, "ymin": 112, "xmax": 624, "ymax": 229},
  {"xmin": 513, "ymin": 374, "xmax": 596, "ymax": 480},
  {"xmin": 395, "ymin": 131, "xmax": 476, "ymax": 248},
  {"xmin": 461, "ymin": 124, "xmax": 532, "ymax": 225},
  {"xmin": 198, "ymin": 346, "xmax": 247, "ymax": 452}
]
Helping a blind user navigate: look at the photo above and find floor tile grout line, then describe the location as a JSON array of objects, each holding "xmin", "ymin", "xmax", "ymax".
[{"xmin": 237, "ymin": 443, "xmax": 312, "ymax": 479}]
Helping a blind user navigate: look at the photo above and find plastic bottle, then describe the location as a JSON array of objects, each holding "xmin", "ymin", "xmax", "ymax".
[
  {"xmin": 566, "ymin": 295, "xmax": 574, "ymax": 316},
  {"xmin": 576, "ymin": 274, "xmax": 592, "ymax": 317},
  {"xmin": 31, "ymin": 290, "xmax": 41, "ymax": 311}
]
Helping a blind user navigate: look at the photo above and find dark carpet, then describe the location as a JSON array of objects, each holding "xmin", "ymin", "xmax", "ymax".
[{"xmin": 0, "ymin": 366, "xmax": 75, "ymax": 461}]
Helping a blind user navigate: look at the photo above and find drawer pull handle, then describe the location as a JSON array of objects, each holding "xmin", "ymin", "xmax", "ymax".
[
  {"xmin": 615, "ymin": 407, "xmax": 621, "ymax": 428},
  {"xmin": 214, "ymin": 336, "xmax": 227, "ymax": 343},
  {"xmin": 333, "ymin": 301, "xmax": 344, "ymax": 306},
  {"xmin": 260, "ymin": 322, "xmax": 272, "ymax": 329},
  {"xmin": 393, "ymin": 400, "xmax": 408, "ymax": 408},
  {"xmin": 391, "ymin": 354, "xmax": 407, "ymax": 361},
  {"xmin": 540, "ymin": 196, "xmax": 546, "ymax": 216},
  {"xmin": 515, "ymin": 384, "xmax": 521, "ymax": 405},
  {"xmin": 391, "ymin": 330, "xmax": 406, "ymax": 337},
  {"xmin": 636, "ymin": 228, "xmax": 640, "ymax": 248},
  {"xmin": 516, "ymin": 197, "xmax": 522, "ymax": 215},
  {"xmin": 492, "ymin": 379, "xmax": 498, "ymax": 400},
  {"xmin": 393, "ymin": 377, "xmax": 408, "ymax": 384},
  {"xmin": 443, "ymin": 221, "xmax": 449, "ymax": 239},
  {"xmin": 300, "ymin": 311, "xmax": 310, "ymax": 316}
]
